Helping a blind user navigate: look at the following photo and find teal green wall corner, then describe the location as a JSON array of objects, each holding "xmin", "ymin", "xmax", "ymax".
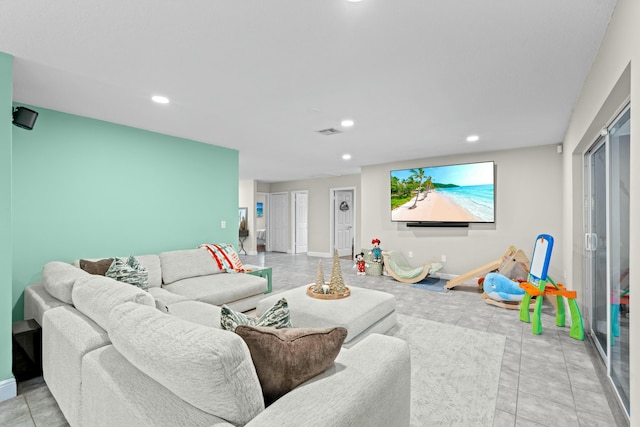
[
  {"xmin": 0, "ymin": 52, "xmax": 14, "ymax": 384},
  {"xmin": 12, "ymin": 106, "xmax": 239, "ymax": 321}
]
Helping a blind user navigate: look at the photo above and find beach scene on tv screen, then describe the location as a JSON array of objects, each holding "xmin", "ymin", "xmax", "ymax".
[{"xmin": 390, "ymin": 162, "xmax": 494, "ymax": 222}]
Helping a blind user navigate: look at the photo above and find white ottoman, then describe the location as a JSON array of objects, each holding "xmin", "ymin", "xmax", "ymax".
[{"xmin": 256, "ymin": 285, "xmax": 397, "ymax": 348}]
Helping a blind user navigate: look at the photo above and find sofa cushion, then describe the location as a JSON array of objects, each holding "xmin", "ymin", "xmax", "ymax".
[
  {"xmin": 159, "ymin": 248, "xmax": 222, "ymax": 284},
  {"xmin": 42, "ymin": 261, "xmax": 91, "ymax": 304},
  {"xmin": 166, "ymin": 300, "xmax": 222, "ymax": 328},
  {"xmin": 105, "ymin": 256, "xmax": 149, "ymax": 291},
  {"xmin": 220, "ymin": 298, "xmax": 292, "ymax": 332},
  {"xmin": 235, "ymin": 325, "xmax": 347, "ymax": 405},
  {"xmin": 79, "ymin": 258, "xmax": 114, "ymax": 276},
  {"xmin": 108, "ymin": 302, "xmax": 264, "ymax": 425},
  {"xmin": 133, "ymin": 254, "xmax": 162, "ymax": 288},
  {"xmin": 71, "ymin": 275, "xmax": 155, "ymax": 330},
  {"xmin": 147, "ymin": 287, "xmax": 189, "ymax": 306},
  {"xmin": 162, "ymin": 272, "xmax": 266, "ymax": 305}
]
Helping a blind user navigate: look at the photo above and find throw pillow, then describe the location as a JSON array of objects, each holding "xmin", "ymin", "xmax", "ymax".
[
  {"xmin": 79, "ymin": 258, "xmax": 115, "ymax": 276},
  {"xmin": 200, "ymin": 243, "xmax": 244, "ymax": 272},
  {"xmin": 235, "ymin": 325, "xmax": 348, "ymax": 405},
  {"xmin": 220, "ymin": 298, "xmax": 292, "ymax": 332},
  {"xmin": 105, "ymin": 256, "xmax": 149, "ymax": 291}
]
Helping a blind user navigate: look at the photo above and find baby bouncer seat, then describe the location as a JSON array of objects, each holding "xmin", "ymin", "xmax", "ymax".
[{"xmin": 382, "ymin": 250, "xmax": 442, "ymax": 284}]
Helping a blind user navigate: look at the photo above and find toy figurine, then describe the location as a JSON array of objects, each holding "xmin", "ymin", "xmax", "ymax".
[
  {"xmin": 370, "ymin": 238, "xmax": 382, "ymax": 263},
  {"xmin": 354, "ymin": 252, "xmax": 367, "ymax": 275},
  {"xmin": 482, "ymin": 272, "xmax": 526, "ymax": 302}
]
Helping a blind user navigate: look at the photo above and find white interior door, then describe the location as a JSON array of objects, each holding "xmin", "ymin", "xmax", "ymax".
[
  {"xmin": 294, "ymin": 191, "xmax": 308, "ymax": 254},
  {"xmin": 333, "ymin": 189, "xmax": 354, "ymax": 257},
  {"xmin": 269, "ymin": 192, "xmax": 288, "ymax": 253}
]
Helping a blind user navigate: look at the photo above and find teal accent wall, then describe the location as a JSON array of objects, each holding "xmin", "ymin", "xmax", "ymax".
[
  {"xmin": 11, "ymin": 105, "xmax": 239, "ymax": 321},
  {"xmin": 0, "ymin": 52, "xmax": 14, "ymax": 384}
]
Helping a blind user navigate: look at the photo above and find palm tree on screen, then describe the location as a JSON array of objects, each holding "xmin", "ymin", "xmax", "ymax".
[
  {"xmin": 424, "ymin": 176, "xmax": 433, "ymax": 195},
  {"xmin": 408, "ymin": 168, "xmax": 425, "ymax": 209}
]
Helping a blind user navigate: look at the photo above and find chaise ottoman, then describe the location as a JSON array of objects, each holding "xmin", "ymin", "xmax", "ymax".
[{"xmin": 256, "ymin": 285, "xmax": 397, "ymax": 348}]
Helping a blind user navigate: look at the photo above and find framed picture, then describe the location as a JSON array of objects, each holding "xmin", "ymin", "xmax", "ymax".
[
  {"xmin": 239, "ymin": 207, "xmax": 248, "ymax": 230},
  {"xmin": 256, "ymin": 202, "xmax": 263, "ymax": 217}
]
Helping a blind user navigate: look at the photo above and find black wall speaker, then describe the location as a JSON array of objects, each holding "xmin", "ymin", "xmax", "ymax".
[{"xmin": 12, "ymin": 107, "xmax": 39, "ymax": 130}]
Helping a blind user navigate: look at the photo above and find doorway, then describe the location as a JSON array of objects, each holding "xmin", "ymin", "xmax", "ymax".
[
  {"xmin": 584, "ymin": 104, "xmax": 630, "ymax": 415},
  {"xmin": 256, "ymin": 192, "xmax": 268, "ymax": 252},
  {"xmin": 331, "ymin": 188, "xmax": 355, "ymax": 258}
]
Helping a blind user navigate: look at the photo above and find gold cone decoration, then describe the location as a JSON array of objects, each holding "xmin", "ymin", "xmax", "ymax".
[
  {"xmin": 329, "ymin": 249, "xmax": 347, "ymax": 294},
  {"xmin": 313, "ymin": 260, "xmax": 325, "ymax": 293}
]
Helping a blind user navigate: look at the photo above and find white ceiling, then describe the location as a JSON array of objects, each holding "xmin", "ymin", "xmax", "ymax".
[{"xmin": 1, "ymin": 1, "xmax": 617, "ymax": 183}]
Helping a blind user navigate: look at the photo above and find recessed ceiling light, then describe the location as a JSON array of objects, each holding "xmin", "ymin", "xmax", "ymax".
[
  {"xmin": 341, "ymin": 119, "xmax": 354, "ymax": 127},
  {"xmin": 466, "ymin": 135, "xmax": 479, "ymax": 142},
  {"xmin": 347, "ymin": 0, "xmax": 362, "ymax": 2},
  {"xmin": 152, "ymin": 95, "xmax": 170, "ymax": 104},
  {"xmin": 342, "ymin": 154, "xmax": 352, "ymax": 160}
]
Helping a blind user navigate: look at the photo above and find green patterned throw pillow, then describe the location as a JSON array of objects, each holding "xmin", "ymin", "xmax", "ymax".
[
  {"xmin": 105, "ymin": 256, "xmax": 149, "ymax": 291},
  {"xmin": 220, "ymin": 298, "xmax": 292, "ymax": 332}
]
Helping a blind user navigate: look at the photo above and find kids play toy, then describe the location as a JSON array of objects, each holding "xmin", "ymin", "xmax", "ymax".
[{"xmin": 518, "ymin": 234, "xmax": 584, "ymax": 340}]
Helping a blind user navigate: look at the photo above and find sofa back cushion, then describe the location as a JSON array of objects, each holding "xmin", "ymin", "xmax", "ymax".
[
  {"xmin": 42, "ymin": 261, "xmax": 91, "ymax": 304},
  {"xmin": 108, "ymin": 302, "xmax": 264, "ymax": 425},
  {"xmin": 71, "ymin": 275, "xmax": 155, "ymax": 330},
  {"xmin": 159, "ymin": 248, "xmax": 221, "ymax": 284},
  {"xmin": 134, "ymin": 254, "xmax": 162, "ymax": 288}
]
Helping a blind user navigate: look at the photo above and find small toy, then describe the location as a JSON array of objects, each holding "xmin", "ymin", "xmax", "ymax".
[
  {"xmin": 370, "ymin": 238, "xmax": 382, "ymax": 263},
  {"xmin": 483, "ymin": 273, "xmax": 526, "ymax": 302},
  {"xmin": 354, "ymin": 252, "xmax": 367, "ymax": 275}
]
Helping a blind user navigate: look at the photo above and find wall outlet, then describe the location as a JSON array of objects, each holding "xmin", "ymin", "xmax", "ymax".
[
  {"xmin": 221, "ymin": 220, "xmax": 226, "ymax": 229},
  {"xmin": 441, "ymin": 254, "xmax": 447, "ymax": 262},
  {"xmin": 408, "ymin": 251, "xmax": 413, "ymax": 258}
]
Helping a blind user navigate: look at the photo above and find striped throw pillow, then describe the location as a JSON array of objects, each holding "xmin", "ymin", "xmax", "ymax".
[
  {"xmin": 200, "ymin": 243, "xmax": 244, "ymax": 272},
  {"xmin": 220, "ymin": 298, "xmax": 292, "ymax": 332},
  {"xmin": 105, "ymin": 256, "xmax": 149, "ymax": 291}
]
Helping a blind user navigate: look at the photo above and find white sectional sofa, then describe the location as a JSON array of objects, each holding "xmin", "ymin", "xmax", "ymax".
[{"xmin": 22, "ymin": 248, "xmax": 412, "ymax": 426}]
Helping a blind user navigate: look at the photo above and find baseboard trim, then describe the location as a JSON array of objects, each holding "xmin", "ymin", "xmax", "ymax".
[{"xmin": 0, "ymin": 377, "xmax": 17, "ymax": 402}]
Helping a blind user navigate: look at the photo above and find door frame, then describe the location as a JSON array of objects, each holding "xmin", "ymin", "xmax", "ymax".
[
  {"xmin": 330, "ymin": 186, "xmax": 356, "ymax": 257},
  {"xmin": 582, "ymin": 101, "xmax": 631, "ymax": 417},
  {"xmin": 256, "ymin": 192, "xmax": 269, "ymax": 252},
  {"xmin": 291, "ymin": 190, "xmax": 309, "ymax": 254}
]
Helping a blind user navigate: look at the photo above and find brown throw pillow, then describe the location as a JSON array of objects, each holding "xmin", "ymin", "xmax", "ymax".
[
  {"xmin": 79, "ymin": 258, "xmax": 114, "ymax": 276},
  {"xmin": 235, "ymin": 325, "xmax": 347, "ymax": 405}
]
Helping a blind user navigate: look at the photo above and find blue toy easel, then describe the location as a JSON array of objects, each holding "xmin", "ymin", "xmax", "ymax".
[{"xmin": 519, "ymin": 234, "xmax": 584, "ymax": 340}]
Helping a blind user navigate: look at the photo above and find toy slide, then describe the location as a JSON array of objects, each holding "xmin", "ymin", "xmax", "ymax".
[{"xmin": 445, "ymin": 246, "xmax": 529, "ymax": 289}]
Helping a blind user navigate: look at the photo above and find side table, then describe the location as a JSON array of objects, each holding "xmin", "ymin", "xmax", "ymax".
[
  {"xmin": 12, "ymin": 319, "xmax": 42, "ymax": 381},
  {"xmin": 244, "ymin": 265, "xmax": 272, "ymax": 294}
]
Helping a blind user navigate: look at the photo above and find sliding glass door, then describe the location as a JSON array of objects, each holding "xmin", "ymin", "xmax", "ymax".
[{"xmin": 584, "ymin": 105, "xmax": 630, "ymax": 415}]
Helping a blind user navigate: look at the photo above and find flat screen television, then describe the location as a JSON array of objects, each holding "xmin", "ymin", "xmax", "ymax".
[{"xmin": 390, "ymin": 161, "xmax": 495, "ymax": 225}]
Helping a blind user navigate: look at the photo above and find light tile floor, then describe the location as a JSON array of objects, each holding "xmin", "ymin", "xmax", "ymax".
[{"xmin": 0, "ymin": 252, "xmax": 629, "ymax": 426}]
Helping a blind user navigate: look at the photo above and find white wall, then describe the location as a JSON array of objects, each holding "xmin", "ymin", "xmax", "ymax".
[
  {"xmin": 561, "ymin": 0, "xmax": 637, "ymax": 421},
  {"xmin": 269, "ymin": 174, "xmax": 360, "ymax": 255},
  {"xmin": 255, "ymin": 192, "xmax": 267, "ymax": 231},
  {"xmin": 361, "ymin": 144, "xmax": 563, "ymax": 277}
]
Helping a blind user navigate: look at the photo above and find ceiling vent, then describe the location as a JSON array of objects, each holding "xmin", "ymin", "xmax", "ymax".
[{"xmin": 316, "ymin": 128, "xmax": 342, "ymax": 136}]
